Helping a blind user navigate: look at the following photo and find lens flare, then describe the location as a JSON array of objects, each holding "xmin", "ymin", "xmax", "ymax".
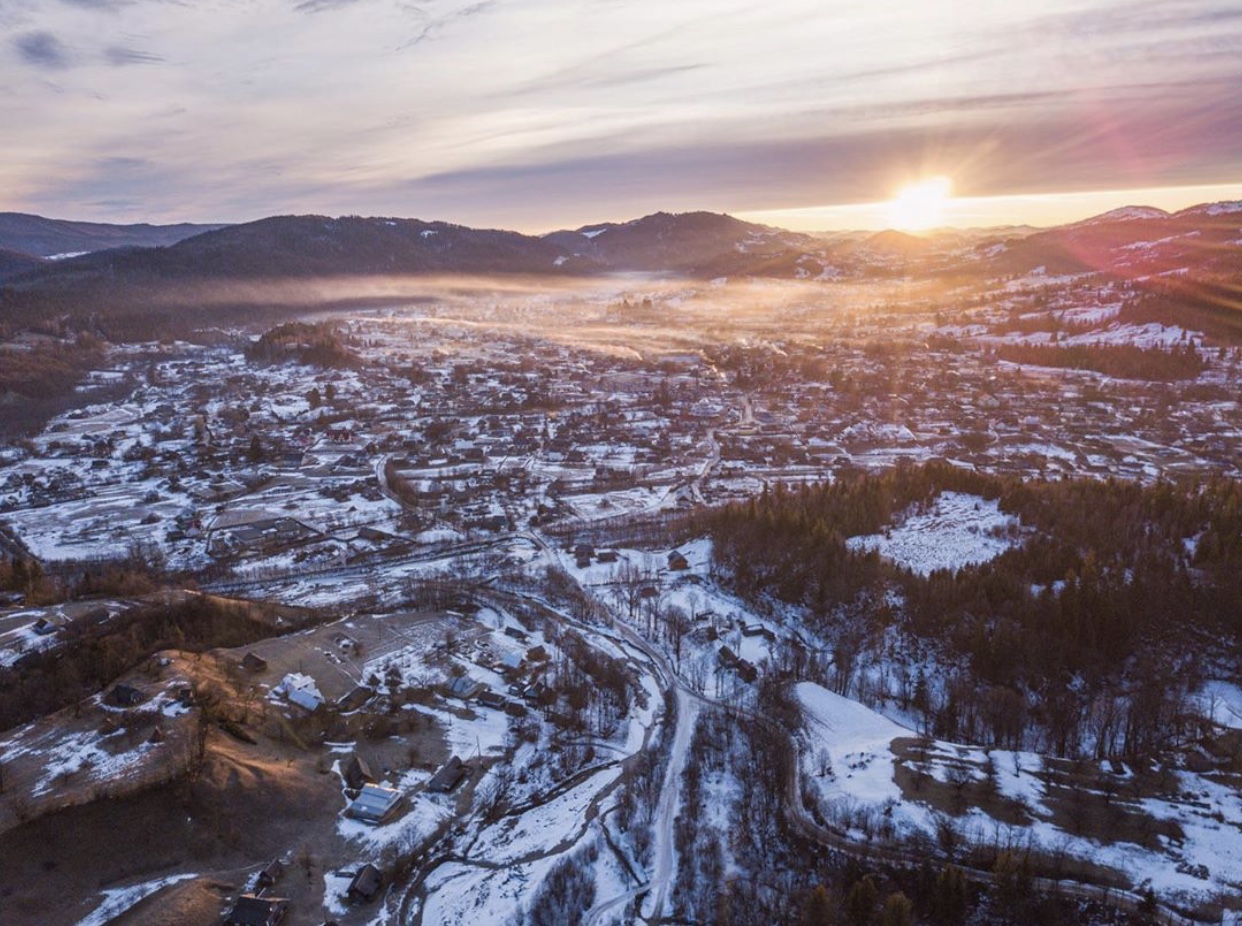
[{"xmin": 888, "ymin": 177, "xmax": 953, "ymax": 231}]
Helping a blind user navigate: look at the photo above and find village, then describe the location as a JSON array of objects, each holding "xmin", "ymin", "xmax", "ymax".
[
  {"xmin": 0, "ymin": 272, "xmax": 1238, "ymax": 584},
  {"xmin": 0, "ymin": 270, "xmax": 1241, "ymax": 925}
]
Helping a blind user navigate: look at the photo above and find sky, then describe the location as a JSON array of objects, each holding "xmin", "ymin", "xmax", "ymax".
[{"xmin": 2, "ymin": 0, "xmax": 1241, "ymax": 232}]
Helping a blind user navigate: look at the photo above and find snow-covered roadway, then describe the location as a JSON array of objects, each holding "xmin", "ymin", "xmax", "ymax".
[{"xmin": 640, "ymin": 685, "xmax": 700, "ymax": 923}]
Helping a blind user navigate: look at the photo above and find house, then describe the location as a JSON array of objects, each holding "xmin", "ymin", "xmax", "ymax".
[
  {"xmin": 446, "ymin": 675, "xmax": 482, "ymax": 700},
  {"xmin": 427, "ymin": 755, "xmax": 467, "ymax": 793},
  {"xmin": 337, "ymin": 685, "xmax": 374, "ymax": 713},
  {"xmin": 596, "ymin": 550, "xmax": 619, "ymax": 564},
  {"xmin": 332, "ymin": 633, "xmax": 359, "ymax": 655},
  {"xmin": 341, "ymin": 753, "xmax": 373, "ymax": 791},
  {"xmin": 31, "ymin": 617, "xmax": 57, "ymax": 635},
  {"xmin": 256, "ymin": 859, "xmax": 284, "ymax": 890},
  {"xmin": 477, "ymin": 690, "xmax": 507, "ymax": 710},
  {"xmin": 741, "ymin": 622, "xmax": 776, "ymax": 641},
  {"xmin": 667, "ymin": 550, "xmax": 689, "ymax": 571},
  {"xmin": 240, "ymin": 652, "xmax": 268, "ymax": 673},
  {"xmin": 224, "ymin": 894, "xmax": 288, "ymax": 926},
  {"xmin": 347, "ymin": 864, "xmax": 384, "ymax": 904},
  {"xmin": 502, "ymin": 626, "xmax": 529, "ymax": 643},
  {"xmin": 276, "ymin": 673, "xmax": 324, "ymax": 712},
  {"xmin": 347, "ymin": 784, "xmax": 402, "ymax": 823},
  {"xmin": 107, "ymin": 684, "xmax": 146, "ymax": 708}
]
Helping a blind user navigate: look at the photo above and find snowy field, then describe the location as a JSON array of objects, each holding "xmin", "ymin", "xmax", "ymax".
[
  {"xmin": 846, "ymin": 492, "xmax": 1023, "ymax": 575},
  {"xmin": 796, "ymin": 683, "xmax": 1242, "ymax": 910}
]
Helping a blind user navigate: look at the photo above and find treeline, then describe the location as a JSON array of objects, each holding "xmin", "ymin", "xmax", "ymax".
[
  {"xmin": 0, "ymin": 336, "xmax": 104, "ymax": 399},
  {"xmin": 705, "ymin": 462, "xmax": 1242, "ymax": 758},
  {"xmin": 244, "ymin": 321, "xmax": 358, "ymax": 367},
  {"xmin": 0, "ymin": 595, "xmax": 272, "ymax": 732},
  {"xmin": 993, "ymin": 341, "xmax": 1205, "ymax": 380},
  {"xmin": 709, "ymin": 461, "xmax": 1002, "ymax": 609}
]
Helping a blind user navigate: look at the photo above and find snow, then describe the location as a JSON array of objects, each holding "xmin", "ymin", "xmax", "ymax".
[
  {"xmin": 797, "ymin": 682, "xmax": 1242, "ymax": 908},
  {"xmin": 1, "ymin": 726, "xmax": 159, "ymax": 798},
  {"xmin": 846, "ymin": 492, "xmax": 1022, "ymax": 575},
  {"xmin": 1194, "ymin": 681, "xmax": 1242, "ymax": 730},
  {"xmin": 322, "ymin": 871, "xmax": 354, "ymax": 917},
  {"xmin": 74, "ymin": 873, "xmax": 197, "ymax": 926},
  {"xmin": 1076, "ymin": 206, "xmax": 1169, "ymax": 225},
  {"xmin": 641, "ymin": 689, "xmax": 700, "ymax": 921},
  {"xmin": 421, "ymin": 852, "xmax": 574, "ymax": 926},
  {"xmin": 472, "ymin": 767, "xmax": 622, "ymax": 866},
  {"xmin": 1196, "ymin": 201, "xmax": 1242, "ymax": 216},
  {"xmin": 796, "ymin": 682, "xmax": 909, "ymax": 806}
]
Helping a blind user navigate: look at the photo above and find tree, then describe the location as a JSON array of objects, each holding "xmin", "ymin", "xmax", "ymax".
[
  {"xmin": 879, "ymin": 893, "xmax": 914, "ymax": 926},
  {"xmin": 802, "ymin": 885, "xmax": 836, "ymax": 926},
  {"xmin": 845, "ymin": 876, "xmax": 878, "ymax": 926},
  {"xmin": 932, "ymin": 866, "xmax": 968, "ymax": 926}
]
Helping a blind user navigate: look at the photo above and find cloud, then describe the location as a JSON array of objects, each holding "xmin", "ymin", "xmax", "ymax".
[
  {"xmin": 14, "ymin": 31, "xmax": 72, "ymax": 69},
  {"xmin": 400, "ymin": 0, "xmax": 499, "ymax": 50},
  {"xmin": 104, "ymin": 44, "xmax": 163, "ymax": 65},
  {"xmin": 293, "ymin": 0, "xmax": 366, "ymax": 12},
  {"xmin": 59, "ymin": 0, "xmax": 128, "ymax": 9}
]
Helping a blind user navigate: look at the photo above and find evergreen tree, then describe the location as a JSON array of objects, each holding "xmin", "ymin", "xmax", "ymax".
[{"xmin": 879, "ymin": 892, "xmax": 915, "ymax": 926}]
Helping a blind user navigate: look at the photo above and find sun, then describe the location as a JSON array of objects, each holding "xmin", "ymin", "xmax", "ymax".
[{"xmin": 887, "ymin": 176, "xmax": 953, "ymax": 231}]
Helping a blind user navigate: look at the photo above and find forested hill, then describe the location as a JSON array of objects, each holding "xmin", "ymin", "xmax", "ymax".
[
  {"xmin": 0, "ymin": 215, "xmax": 588, "ymax": 335},
  {"xmin": 0, "ymin": 212, "xmax": 226, "ymax": 258},
  {"xmin": 705, "ymin": 461, "xmax": 1242, "ymax": 758}
]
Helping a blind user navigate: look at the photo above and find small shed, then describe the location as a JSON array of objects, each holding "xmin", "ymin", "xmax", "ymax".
[
  {"xmin": 107, "ymin": 684, "xmax": 146, "ymax": 708},
  {"xmin": 347, "ymin": 864, "xmax": 384, "ymax": 904},
  {"xmin": 428, "ymin": 756, "xmax": 467, "ymax": 794},
  {"xmin": 337, "ymin": 685, "xmax": 375, "ymax": 713},
  {"xmin": 256, "ymin": 858, "xmax": 284, "ymax": 890},
  {"xmin": 241, "ymin": 652, "xmax": 268, "ymax": 673},
  {"xmin": 225, "ymin": 894, "xmax": 288, "ymax": 926},
  {"xmin": 667, "ymin": 550, "xmax": 689, "ymax": 571},
  {"xmin": 342, "ymin": 753, "xmax": 373, "ymax": 791},
  {"xmin": 477, "ymin": 690, "xmax": 507, "ymax": 710}
]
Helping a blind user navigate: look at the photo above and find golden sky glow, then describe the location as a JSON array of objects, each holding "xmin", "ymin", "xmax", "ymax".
[
  {"xmin": 739, "ymin": 182, "xmax": 1242, "ymax": 233},
  {"xmin": 886, "ymin": 177, "xmax": 953, "ymax": 231}
]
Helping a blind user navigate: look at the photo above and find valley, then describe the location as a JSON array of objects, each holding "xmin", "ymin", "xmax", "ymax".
[{"xmin": 0, "ymin": 207, "xmax": 1241, "ymax": 926}]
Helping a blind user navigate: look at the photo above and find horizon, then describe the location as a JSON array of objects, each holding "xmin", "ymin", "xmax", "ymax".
[
  {"xmin": 2, "ymin": 1, "xmax": 1241, "ymax": 231},
  {"xmin": 8, "ymin": 179, "xmax": 1242, "ymax": 240}
]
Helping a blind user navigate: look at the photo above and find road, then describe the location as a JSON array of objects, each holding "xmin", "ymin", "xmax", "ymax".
[
  {"xmin": 640, "ymin": 685, "xmax": 699, "ymax": 923},
  {"xmin": 204, "ymin": 533, "xmax": 1209, "ymax": 926}
]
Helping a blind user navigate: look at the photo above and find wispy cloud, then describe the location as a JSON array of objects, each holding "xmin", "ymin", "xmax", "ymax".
[
  {"xmin": 293, "ymin": 0, "xmax": 366, "ymax": 12},
  {"xmin": 399, "ymin": 0, "xmax": 499, "ymax": 50},
  {"xmin": 104, "ymin": 44, "xmax": 163, "ymax": 65}
]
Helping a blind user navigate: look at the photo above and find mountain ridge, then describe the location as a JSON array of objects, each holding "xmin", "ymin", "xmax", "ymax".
[
  {"xmin": 2, "ymin": 202, "xmax": 1240, "ymax": 336},
  {"xmin": 0, "ymin": 212, "xmax": 228, "ymax": 259}
]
